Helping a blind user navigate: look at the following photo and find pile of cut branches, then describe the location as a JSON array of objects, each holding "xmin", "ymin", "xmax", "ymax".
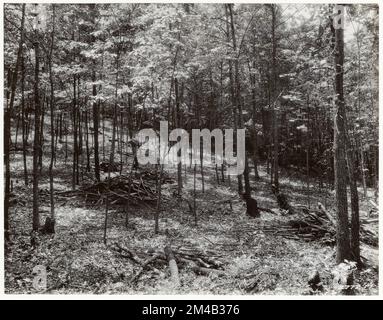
[
  {"xmin": 58, "ymin": 168, "xmax": 174, "ymax": 206},
  {"xmin": 81, "ymin": 176, "xmax": 157, "ymax": 205},
  {"xmin": 263, "ymin": 203, "xmax": 378, "ymax": 246},
  {"xmin": 111, "ymin": 243, "xmax": 225, "ymax": 284}
]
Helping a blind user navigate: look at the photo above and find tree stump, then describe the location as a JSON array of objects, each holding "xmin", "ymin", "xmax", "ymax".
[{"xmin": 332, "ymin": 262, "xmax": 356, "ymax": 295}]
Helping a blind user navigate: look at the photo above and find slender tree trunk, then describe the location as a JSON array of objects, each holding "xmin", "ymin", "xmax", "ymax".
[
  {"xmin": 21, "ymin": 48, "xmax": 28, "ymax": 186},
  {"xmin": 357, "ymin": 135, "xmax": 367, "ymax": 198},
  {"xmin": 225, "ymin": 4, "xmax": 241, "ymax": 193},
  {"xmin": 119, "ymin": 108, "xmax": 123, "ymax": 175},
  {"xmin": 306, "ymin": 95, "xmax": 310, "ymax": 208},
  {"xmin": 102, "ymin": 105, "xmax": 105, "ymax": 161},
  {"xmin": 155, "ymin": 163, "xmax": 163, "ymax": 234},
  {"xmin": 228, "ymin": 3, "xmax": 250, "ymax": 195},
  {"xmin": 77, "ymin": 89, "xmax": 82, "ymax": 183},
  {"xmin": 93, "ymin": 76, "xmax": 100, "ymax": 181},
  {"xmin": 354, "ymin": 31, "xmax": 367, "ymax": 198},
  {"xmin": 251, "ymin": 60, "xmax": 260, "ymax": 180},
  {"xmin": 32, "ymin": 10, "xmax": 41, "ymax": 232},
  {"xmin": 72, "ymin": 75, "xmax": 77, "ymax": 190},
  {"xmin": 104, "ymin": 47, "xmax": 120, "ymax": 244},
  {"xmin": 200, "ymin": 149, "xmax": 205, "ymax": 193},
  {"xmin": 14, "ymin": 114, "xmax": 20, "ymax": 151},
  {"xmin": 270, "ymin": 4, "xmax": 279, "ymax": 191},
  {"xmin": 38, "ymin": 95, "xmax": 45, "ymax": 172},
  {"xmin": 333, "ymin": 7, "xmax": 351, "ymax": 263},
  {"xmin": 64, "ymin": 118, "xmax": 68, "ymax": 163},
  {"xmin": 175, "ymin": 78, "xmax": 182, "ymax": 195},
  {"xmin": 125, "ymin": 164, "xmax": 134, "ymax": 229},
  {"xmin": 48, "ymin": 5, "xmax": 56, "ymax": 232},
  {"xmin": 193, "ymin": 163, "xmax": 197, "ymax": 226},
  {"xmin": 345, "ymin": 122, "xmax": 361, "ymax": 265},
  {"xmin": 85, "ymin": 109, "xmax": 90, "ymax": 172},
  {"xmin": 5, "ymin": 4, "xmax": 26, "ymax": 241}
]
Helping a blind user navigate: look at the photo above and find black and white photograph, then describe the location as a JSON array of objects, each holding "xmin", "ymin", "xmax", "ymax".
[{"xmin": 1, "ymin": 1, "xmax": 380, "ymax": 299}]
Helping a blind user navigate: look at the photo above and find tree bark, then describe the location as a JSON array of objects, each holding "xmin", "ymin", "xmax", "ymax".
[
  {"xmin": 48, "ymin": 5, "xmax": 56, "ymax": 233},
  {"xmin": 21, "ymin": 47, "xmax": 28, "ymax": 186},
  {"xmin": 175, "ymin": 77, "xmax": 182, "ymax": 195},
  {"xmin": 332, "ymin": 7, "xmax": 351, "ymax": 263},
  {"xmin": 270, "ymin": 4, "xmax": 279, "ymax": 191},
  {"xmin": 228, "ymin": 3, "xmax": 250, "ymax": 195},
  {"xmin": 345, "ymin": 123, "xmax": 360, "ymax": 265},
  {"xmin": 32, "ymin": 8, "xmax": 41, "ymax": 232},
  {"xmin": 92, "ymin": 71, "xmax": 100, "ymax": 181},
  {"xmin": 72, "ymin": 74, "xmax": 77, "ymax": 190},
  {"xmin": 5, "ymin": 3, "xmax": 26, "ymax": 241}
]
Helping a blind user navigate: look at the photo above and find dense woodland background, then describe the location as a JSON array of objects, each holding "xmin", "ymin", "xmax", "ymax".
[{"xmin": 3, "ymin": 3, "xmax": 379, "ymax": 294}]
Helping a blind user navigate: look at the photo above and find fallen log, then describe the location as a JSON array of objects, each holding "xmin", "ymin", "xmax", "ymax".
[{"xmin": 164, "ymin": 245, "xmax": 180, "ymax": 287}]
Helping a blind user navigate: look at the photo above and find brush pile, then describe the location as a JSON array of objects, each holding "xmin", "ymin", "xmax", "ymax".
[
  {"xmin": 111, "ymin": 243, "xmax": 225, "ymax": 284},
  {"xmin": 263, "ymin": 203, "xmax": 378, "ymax": 246},
  {"xmin": 58, "ymin": 168, "xmax": 174, "ymax": 206}
]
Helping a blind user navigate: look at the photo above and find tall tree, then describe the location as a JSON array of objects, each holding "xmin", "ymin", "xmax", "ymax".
[
  {"xmin": 332, "ymin": 5, "xmax": 351, "ymax": 263},
  {"xmin": 270, "ymin": 4, "xmax": 279, "ymax": 191},
  {"xmin": 47, "ymin": 5, "xmax": 56, "ymax": 233},
  {"xmin": 91, "ymin": 4, "xmax": 101, "ymax": 182},
  {"xmin": 32, "ymin": 4, "xmax": 41, "ymax": 232},
  {"xmin": 4, "ymin": 3, "xmax": 26, "ymax": 241}
]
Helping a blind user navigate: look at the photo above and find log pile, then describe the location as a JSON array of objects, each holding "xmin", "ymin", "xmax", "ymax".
[{"xmin": 111, "ymin": 243, "xmax": 225, "ymax": 284}]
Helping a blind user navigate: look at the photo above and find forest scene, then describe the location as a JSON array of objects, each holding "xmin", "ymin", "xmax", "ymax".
[{"xmin": 3, "ymin": 3, "xmax": 379, "ymax": 295}]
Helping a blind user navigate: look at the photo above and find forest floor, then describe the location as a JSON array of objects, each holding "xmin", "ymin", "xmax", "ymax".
[{"xmin": 5, "ymin": 132, "xmax": 379, "ymax": 295}]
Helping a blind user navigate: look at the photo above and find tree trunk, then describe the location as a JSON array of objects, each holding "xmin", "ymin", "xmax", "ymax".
[
  {"xmin": 104, "ymin": 47, "xmax": 120, "ymax": 244},
  {"xmin": 48, "ymin": 5, "xmax": 56, "ymax": 233},
  {"xmin": 92, "ymin": 71, "xmax": 100, "ymax": 181},
  {"xmin": 251, "ymin": 60, "xmax": 260, "ymax": 180},
  {"xmin": 155, "ymin": 163, "xmax": 163, "ymax": 234},
  {"xmin": 228, "ymin": 4, "xmax": 250, "ymax": 196},
  {"xmin": 72, "ymin": 75, "xmax": 77, "ymax": 190},
  {"xmin": 270, "ymin": 4, "xmax": 279, "ymax": 191},
  {"xmin": 38, "ymin": 94, "xmax": 45, "ymax": 173},
  {"xmin": 5, "ymin": 3, "xmax": 26, "ymax": 241},
  {"xmin": 84, "ymin": 109, "xmax": 90, "ymax": 172},
  {"xmin": 21, "ymin": 47, "xmax": 28, "ymax": 186},
  {"xmin": 193, "ymin": 163, "xmax": 197, "ymax": 226},
  {"xmin": 332, "ymin": 7, "xmax": 351, "ymax": 263},
  {"xmin": 32, "ymin": 10, "xmax": 41, "ymax": 232},
  {"xmin": 345, "ymin": 123, "xmax": 361, "ymax": 266},
  {"xmin": 306, "ymin": 95, "xmax": 310, "ymax": 208},
  {"xmin": 175, "ymin": 78, "xmax": 182, "ymax": 195}
]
